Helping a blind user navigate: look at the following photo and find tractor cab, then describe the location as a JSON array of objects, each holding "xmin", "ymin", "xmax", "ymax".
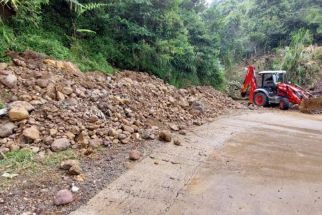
[{"xmin": 257, "ymin": 71, "xmax": 286, "ymax": 89}]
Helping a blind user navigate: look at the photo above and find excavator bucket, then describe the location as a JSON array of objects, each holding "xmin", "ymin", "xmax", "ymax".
[{"xmin": 299, "ymin": 96, "xmax": 322, "ymax": 114}]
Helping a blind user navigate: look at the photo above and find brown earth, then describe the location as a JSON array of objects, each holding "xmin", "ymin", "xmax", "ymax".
[{"xmin": 0, "ymin": 51, "xmax": 243, "ymax": 214}]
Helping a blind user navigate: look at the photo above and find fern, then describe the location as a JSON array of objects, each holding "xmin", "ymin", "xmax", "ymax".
[
  {"xmin": 0, "ymin": 0, "xmax": 20, "ymax": 9},
  {"xmin": 65, "ymin": 0, "xmax": 106, "ymax": 16}
]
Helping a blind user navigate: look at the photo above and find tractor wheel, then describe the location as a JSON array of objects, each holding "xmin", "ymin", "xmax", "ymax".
[
  {"xmin": 254, "ymin": 92, "xmax": 268, "ymax": 107},
  {"xmin": 279, "ymin": 98, "xmax": 290, "ymax": 110}
]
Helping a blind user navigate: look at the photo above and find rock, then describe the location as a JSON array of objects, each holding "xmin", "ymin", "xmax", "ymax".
[
  {"xmin": 75, "ymin": 131, "xmax": 89, "ymax": 145},
  {"xmin": 108, "ymin": 128, "xmax": 118, "ymax": 137},
  {"xmin": 0, "ymin": 74, "xmax": 17, "ymax": 88},
  {"xmin": 9, "ymin": 144, "xmax": 20, "ymax": 152},
  {"xmin": 141, "ymin": 129, "xmax": 155, "ymax": 140},
  {"xmin": 49, "ymin": 129, "xmax": 58, "ymax": 136},
  {"xmin": 30, "ymin": 146, "xmax": 40, "ymax": 153},
  {"xmin": 56, "ymin": 91, "xmax": 65, "ymax": 101},
  {"xmin": 121, "ymin": 138, "xmax": 130, "ymax": 144},
  {"xmin": 191, "ymin": 100, "xmax": 205, "ymax": 113},
  {"xmin": 68, "ymin": 165, "xmax": 83, "ymax": 175},
  {"xmin": 118, "ymin": 133, "xmax": 127, "ymax": 140},
  {"xmin": 8, "ymin": 107, "xmax": 29, "ymax": 121},
  {"xmin": 122, "ymin": 125, "xmax": 134, "ymax": 133},
  {"xmin": 36, "ymin": 79, "xmax": 49, "ymax": 88},
  {"xmin": 174, "ymin": 139, "xmax": 182, "ymax": 146},
  {"xmin": 65, "ymin": 131, "xmax": 75, "ymax": 140},
  {"xmin": 0, "ymin": 62, "xmax": 7, "ymax": 70},
  {"xmin": 0, "ymin": 122, "xmax": 17, "ymax": 138},
  {"xmin": 159, "ymin": 130, "xmax": 172, "ymax": 142},
  {"xmin": 54, "ymin": 189, "xmax": 74, "ymax": 206},
  {"xmin": 129, "ymin": 150, "xmax": 141, "ymax": 161},
  {"xmin": 89, "ymin": 139, "xmax": 102, "ymax": 148},
  {"xmin": 23, "ymin": 126, "xmax": 40, "ymax": 141},
  {"xmin": 179, "ymin": 130, "xmax": 187, "ymax": 135},
  {"xmin": 46, "ymin": 83, "xmax": 56, "ymax": 100},
  {"xmin": 9, "ymin": 101, "xmax": 34, "ymax": 112},
  {"xmin": 60, "ymin": 160, "xmax": 80, "ymax": 170},
  {"xmin": 169, "ymin": 124, "xmax": 180, "ymax": 131},
  {"xmin": 51, "ymin": 138, "xmax": 70, "ymax": 152},
  {"xmin": 62, "ymin": 87, "xmax": 73, "ymax": 95}
]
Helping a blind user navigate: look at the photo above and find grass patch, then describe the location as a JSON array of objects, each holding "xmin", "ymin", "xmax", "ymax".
[
  {"xmin": 0, "ymin": 149, "xmax": 77, "ymax": 176},
  {"xmin": 43, "ymin": 149, "xmax": 77, "ymax": 167},
  {"xmin": 0, "ymin": 149, "xmax": 36, "ymax": 174}
]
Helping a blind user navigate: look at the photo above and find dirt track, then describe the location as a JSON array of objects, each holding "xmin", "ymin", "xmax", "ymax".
[{"xmin": 71, "ymin": 111, "xmax": 322, "ymax": 215}]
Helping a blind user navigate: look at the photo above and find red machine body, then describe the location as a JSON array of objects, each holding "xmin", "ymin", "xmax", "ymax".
[{"xmin": 241, "ymin": 66, "xmax": 309, "ymax": 110}]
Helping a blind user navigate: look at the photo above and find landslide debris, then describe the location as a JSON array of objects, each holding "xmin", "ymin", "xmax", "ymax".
[{"xmin": 0, "ymin": 51, "xmax": 243, "ymax": 155}]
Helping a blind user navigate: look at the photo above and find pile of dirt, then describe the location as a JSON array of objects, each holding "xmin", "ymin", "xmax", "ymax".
[{"xmin": 0, "ymin": 51, "xmax": 243, "ymax": 155}]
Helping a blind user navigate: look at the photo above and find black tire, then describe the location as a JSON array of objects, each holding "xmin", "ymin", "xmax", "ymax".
[
  {"xmin": 254, "ymin": 92, "xmax": 268, "ymax": 107},
  {"xmin": 279, "ymin": 98, "xmax": 290, "ymax": 110}
]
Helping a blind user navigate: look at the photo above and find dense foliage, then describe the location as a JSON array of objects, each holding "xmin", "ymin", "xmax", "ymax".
[
  {"xmin": 0, "ymin": 0, "xmax": 224, "ymax": 88},
  {"xmin": 1, "ymin": 0, "xmax": 322, "ymax": 88},
  {"xmin": 209, "ymin": 0, "xmax": 322, "ymax": 67}
]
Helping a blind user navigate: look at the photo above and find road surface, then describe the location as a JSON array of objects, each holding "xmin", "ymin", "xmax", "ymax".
[{"xmin": 71, "ymin": 111, "xmax": 322, "ymax": 215}]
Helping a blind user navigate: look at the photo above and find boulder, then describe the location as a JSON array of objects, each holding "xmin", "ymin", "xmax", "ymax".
[
  {"xmin": 51, "ymin": 138, "xmax": 70, "ymax": 152},
  {"xmin": 54, "ymin": 189, "xmax": 74, "ymax": 206},
  {"xmin": 0, "ymin": 122, "xmax": 16, "ymax": 138},
  {"xmin": 8, "ymin": 107, "xmax": 29, "ymax": 121}
]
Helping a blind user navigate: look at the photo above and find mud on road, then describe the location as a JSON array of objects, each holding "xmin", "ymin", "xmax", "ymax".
[{"xmin": 71, "ymin": 111, "xmax": 322, "ymax": 215}]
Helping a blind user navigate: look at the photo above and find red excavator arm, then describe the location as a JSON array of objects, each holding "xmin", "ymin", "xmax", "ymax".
[{"xmin": 241, "ymin": 66, "xmax": 257, "ymax": 104}]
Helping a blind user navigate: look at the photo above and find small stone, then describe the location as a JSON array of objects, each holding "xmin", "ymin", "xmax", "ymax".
[
  {"xmin": 23, "ymin": 126, "xmax": 40, "ymax": 141},
  {"xmin": 9, "ymin": 144, "xmax": 20, "ymax": 152},
  {"xmin": 179, "ymin": 130, "xmax": 187, "ymax": 135},
  {"xmin": 174, "ymin": 139, "xmax": 182, "ymax": 146},
  {"xmin": 65, "ymin": 131, "xmax": 75, "ymax": 140},
  {"xmin": 68, "ymin": 165, "xmax": 83, "ymax": 175},
  {"xmin": 9, "ymin": 101, "xmax": 34, "ymax": 112},
  {"xmin": 54, "ymin": 189, "xmax": 74, "ymax": 206},
  {"xmin": 108, "ymin": 128, "xmax": 118, "ymax": 137},
  {"xmin": 169, "ymin": 124, "xmax": 180, "ymax": 131},
  {"xmin": 89, "ymin": 139, "xmax": 102, "ymax": 148},
  {"xmin": 51, "ymin": 138, "xmax": 70, "ymax": 152},
  {"xmin": 122, "ymin": 125, "xmax": 134, "ymax": 133},
  {"xmin": 0, "ymin": 74, "xmax": 17, "ymax": 88},
  {"xmin": 50, "ymin": 129, "xmax": 58, "ymax": 136},
  {"xmin": 60, "ymin": 160, "xmax": 80, "ymax": 170},
  {"xmin": 118, "ymin": 133, "xmax": 127, "ymax": 140},
  {"xmin": 121, "ymin": 138, "xmax": 130, "ymax": 144},
  {"xmin": 62, "ymin": 87, "xmax": 73, "ymax": 95},
  {"xmin": 36, "ymin": 79, "xmax": 49, "ymax": 88},
  {"xmin": 8, "ymin": 107, "xmax": 29, "ymax": 121},
  {"xmin": 0, "ymin": 62, "xmax": 7, "ymax": 70},
  {"xmin": 56, "ymin": 91, "xmax": 65, "ymax": 101},
  {"xmin": 159, "ymin": 130, "xmax": 172, "ymax": 142},
  {"xmin": 75, "ymin": 131, "xmax": 89, "ymax": 145},
  {"xmin": 0, "ymin": 122, "xmax": 16, "ymax": 138},
  {"xmin": 129, "ymin": 150, "xmax": 141, "ymax": 161}
]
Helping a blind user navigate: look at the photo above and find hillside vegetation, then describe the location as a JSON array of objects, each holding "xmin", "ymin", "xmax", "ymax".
[{"xmin": 0, "ymin": 0, "xmax": 322, "ymax": 88}]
